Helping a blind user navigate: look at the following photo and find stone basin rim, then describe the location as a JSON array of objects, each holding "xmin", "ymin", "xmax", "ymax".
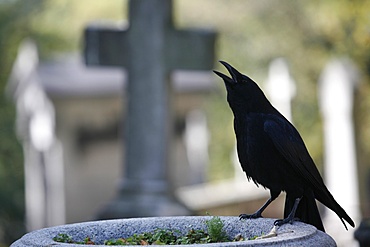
[{"xmin": 10, "ymin": 216, "xmax": 336, "ymax": 247}]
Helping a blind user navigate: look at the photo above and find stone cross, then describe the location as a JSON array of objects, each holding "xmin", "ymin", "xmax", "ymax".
[
  {"xmin": 319, "ymin": 58, "xmax": 360, "ymax": 246},
  {"xmin": 84, "ymin": 0, "xmax": 216, "ymax": 218}
]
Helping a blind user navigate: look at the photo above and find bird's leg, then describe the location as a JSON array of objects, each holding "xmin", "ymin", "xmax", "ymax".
[
  {"xmin": 240, "ymin": 191, "xmax": 280, "ymax": 220},
  {"xmin": 239, "ymin": 197, "xmax": 273, "ymax": 219},
  {"xmin": 274, "ymin": 197, "xmax": 302, "ymax": 226}
]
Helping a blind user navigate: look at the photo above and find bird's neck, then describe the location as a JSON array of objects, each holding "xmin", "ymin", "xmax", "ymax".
[{"xmin": 234, "ymin": 96, "xmax": 277, "ymax": 116}]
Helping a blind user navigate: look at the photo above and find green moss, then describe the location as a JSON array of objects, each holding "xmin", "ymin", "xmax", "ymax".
[{"xmin": 53, "ymin": 216, "xmax": 253, "ymax": 245}]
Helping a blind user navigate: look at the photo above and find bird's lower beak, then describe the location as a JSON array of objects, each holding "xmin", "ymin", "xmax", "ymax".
[{"xmin": 213, "ymin": 70, "xmax": 233, "ymax": 84}]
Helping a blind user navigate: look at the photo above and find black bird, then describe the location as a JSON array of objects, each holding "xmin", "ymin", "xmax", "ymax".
[{"xmin": 213, "ymin": 61, "xmax": 354, "ymax": 232}]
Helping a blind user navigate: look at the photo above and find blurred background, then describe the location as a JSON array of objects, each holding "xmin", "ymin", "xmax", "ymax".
[{"xmin": 1, "ymin": 0, "xmax": 370, "ymax": 246}]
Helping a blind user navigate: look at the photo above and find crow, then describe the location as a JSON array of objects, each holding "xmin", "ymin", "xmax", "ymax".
[{"xmin": 213, "ymin": 61, "xmax": 354, "ymax": 232}]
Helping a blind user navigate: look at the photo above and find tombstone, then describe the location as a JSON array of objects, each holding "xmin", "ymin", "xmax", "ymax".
[
  {"xmin": 10, "ymin": 52, "xmax": 215, "ymax": 224},
  {"xmin": 318, "ymin": 58, "xmax": 361, "ymax": 246},
  {"xmin": 265, "ymin": 58, "xmax": 296, "ymax": 122},
  {"xmin": 84, "ymin": 0, "xmax": 216, "ymax": 218},
  {"xmin": 184, "ymin": 109, "xmax": 209, "ymax": 184},
  {"xmin": 7, "ymin": 40, "xmax": 65, "ymax": 230}
]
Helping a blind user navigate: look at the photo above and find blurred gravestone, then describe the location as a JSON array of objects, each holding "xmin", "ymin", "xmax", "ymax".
[
  {"xmin": 319, "ymin": 58, "xmax": 360, "ymax": 246},
  {"xmin": 184, "ymin": 109, "xmax": 209, "ymax": 185},
  {"xmin": 265, "ymin": 58, "xmax": 296, "ymax": 122},
  {"xmin": 84, "ymin": 0, "xmax": 216, "ymax": 218},
  {"xmin": 7, "ymin": 40, "xmax": 65, "ymax": 230}
]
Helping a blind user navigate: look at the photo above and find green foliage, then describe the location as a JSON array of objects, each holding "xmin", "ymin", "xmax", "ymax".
[
  {"xmin": 104, "ymin": 238, "xmax": 126, "ymax": 245},
  {"xmin": 53, "ymin": 234, "xmax": 95, "ymax": 245},
  {"xmin": 55, "ymin": 229, "xmax": 212, "ymax": 245},
  {"xmin": 0, "ymin": 76, "xmax": 25, "ymax": 245},
  {"xmin": 0, "ymin": 1, "xmax": 45, "ymax": 244},
  {"xmin": 205, "ymin": 215, "xmax": 228, "ymax": 242},
  {"xmin": 53, "ymin": 216, "xmax": 250, "ymax": 245},
  {"xmin": 104, "ymin": 229, "xmax": 180, "ymax": 245},
  {"xmin": 53, "ymin": 233, "xmax": 74, "ymax": 243},
  {"xmin": 175, "ymin": 229, "xmax": 211, "ymax": 245},
  {"xmin": 145, "ymin": 229, "xmax": 179, "ymax": 245}
]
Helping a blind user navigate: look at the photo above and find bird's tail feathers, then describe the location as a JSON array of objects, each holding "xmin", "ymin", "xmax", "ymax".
[
  {"xmin": 285, "ymin": 193, "xmax": 325, "ymax": 232},
  {"xmin": 315, "ymin": 188, "xmax": 355, "ymax": 230}
]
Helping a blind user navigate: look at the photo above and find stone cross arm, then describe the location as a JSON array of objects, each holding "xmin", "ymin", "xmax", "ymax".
[{"xmin": 84, "ymin": 25, "xmax": 216, "ymax": 71}]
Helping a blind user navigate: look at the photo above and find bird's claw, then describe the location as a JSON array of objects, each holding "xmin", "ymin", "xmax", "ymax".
[
  {"xmin": 274, "ymin": 217, "xmax": 300, "ymax": 226},
  {"xmin": 239, "ymin": 213, "xmax": 262, "ymax": 220}
]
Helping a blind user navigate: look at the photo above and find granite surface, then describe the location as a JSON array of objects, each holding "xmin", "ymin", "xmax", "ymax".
[{"xmin": 11, "ymin": 216, "xmax": 336, "ymax": 246}]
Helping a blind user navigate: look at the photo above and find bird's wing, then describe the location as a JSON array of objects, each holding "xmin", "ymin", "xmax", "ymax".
[
  {"xmin": 263, "ymin": 116, "xmax": 325, "ymax": 190},
  {"xmin": 264, "ymin": 115, "xmax": 355, "ymax": 229}
]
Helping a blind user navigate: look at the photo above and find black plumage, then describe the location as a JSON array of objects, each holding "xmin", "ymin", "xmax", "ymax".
[{"xmin": 214, "ymin": 61, "xmax": 354, "ymax": 232}]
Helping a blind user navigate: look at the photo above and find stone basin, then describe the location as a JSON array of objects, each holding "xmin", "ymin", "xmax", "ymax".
[{"xmin": 11, "ymin": 216, "xmax": 336, "ymax": 246}]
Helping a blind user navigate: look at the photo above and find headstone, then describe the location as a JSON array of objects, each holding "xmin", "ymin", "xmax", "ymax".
[
  {"xmin": 84, "ymin": 0, "xmax": 216, "ymax": 218},
  {"xmin": 319, "ymin": 58, "xmax": 360, "ymax": 246},
  {"xmin": 265, "ymin": 58, "xmax": 296, "ymax": 122},
  {"xmin": 7, "ymin": 40, "xmax": 65, "ymax": 230},
  {"xmin": 184, "ymin": 109, "xmax": 209, "ymax": 184}
]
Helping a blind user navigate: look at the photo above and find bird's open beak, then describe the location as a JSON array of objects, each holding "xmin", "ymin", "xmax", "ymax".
[
  {"xmin": 213, "ymin": 69, "xmax": 233, "ymax": 84},
  {"xmin": 213, "ymin": 61, "xmax": 243, "ymax": 84}
]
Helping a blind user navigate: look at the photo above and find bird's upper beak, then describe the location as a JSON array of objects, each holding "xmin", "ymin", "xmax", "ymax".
[{"xmin": 213, "ymin": 61, "xmax": 243, "ymax": 85}]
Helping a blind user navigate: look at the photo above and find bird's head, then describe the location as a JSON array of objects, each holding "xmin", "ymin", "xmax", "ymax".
[{"xmin": 213, "ymin": 61, "xmax": 271, "ymax": 114}]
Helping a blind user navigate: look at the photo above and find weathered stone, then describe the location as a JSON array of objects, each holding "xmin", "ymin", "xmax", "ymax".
[
  {"xmin": 11, "ymin": 216, "xmax": 336, "ymax": 246},
  {"xmin": 84, "ymin": 0, "xmax": 216, "ymax": 219}
]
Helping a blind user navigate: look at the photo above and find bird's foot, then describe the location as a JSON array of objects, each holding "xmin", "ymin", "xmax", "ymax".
[
  {"xmin": 239, "ymin": 212, "xmax": 262, "ymax": 220},
  {"xmin": 274, "ymin": 217, "xmax": 300, "ymax": 226}
]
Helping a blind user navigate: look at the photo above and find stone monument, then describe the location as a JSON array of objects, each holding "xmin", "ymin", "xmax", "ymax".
[
  {"xmin": 319, "ymin": 58, "xmax": 360, "ymax": 246},
  {"xmin": 7, "ymin": 40, "xmax": 65, "ymax": 230},
  {"xmin": 84, "ymin": 0, "xmax": 216, "ymax": 218}
]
